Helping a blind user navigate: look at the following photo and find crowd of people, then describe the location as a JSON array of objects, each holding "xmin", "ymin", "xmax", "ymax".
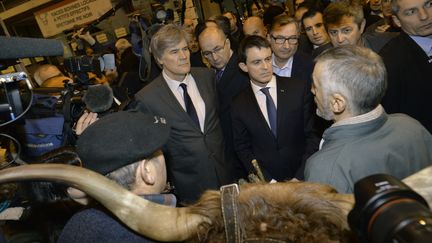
[{"xmin": 3, "ymin": 0, "xmax": 432, "ymax": 241}]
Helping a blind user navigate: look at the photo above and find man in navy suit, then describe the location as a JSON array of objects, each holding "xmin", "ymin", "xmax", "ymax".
[
  {"xmin": 231, "ymin": 35, "xmax": 319, "ymax": 181},
  {"xmin": 198, "ymin": 26, "xmax": 250, "ymax": 178}
]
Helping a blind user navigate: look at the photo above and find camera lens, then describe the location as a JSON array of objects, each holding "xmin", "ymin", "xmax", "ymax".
[{"xmin": 348, "ymin": 174, "xmax": 432, "ymax": 243}]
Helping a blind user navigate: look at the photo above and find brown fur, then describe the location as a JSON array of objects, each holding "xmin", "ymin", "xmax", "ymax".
[{"xmin": 187, "ymin": 182, "xmax": 353, "ymax": 243}]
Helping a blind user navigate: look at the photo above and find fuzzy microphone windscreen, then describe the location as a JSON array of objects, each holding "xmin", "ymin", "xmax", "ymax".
[{"xmin": 83, "ymin": 84, "xmax": 114, "ymax": 113}]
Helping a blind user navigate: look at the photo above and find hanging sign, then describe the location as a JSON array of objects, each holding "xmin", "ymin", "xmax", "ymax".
[{"xmin": 35, "ymin": 0, "xmax": 112, "ymax": 37}]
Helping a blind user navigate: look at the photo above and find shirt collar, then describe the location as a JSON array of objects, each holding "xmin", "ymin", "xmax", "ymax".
[
  {"xmin": 250, "ymin": 75, "xmax": 277, "ymax": 94},
  {"xmin": 162, "ymin": 69, "xmax": 190, "ymax": 86},
  {"xmin": 332, "ymin": 105, "xmax": 384, "ymax": 127},
  {"xmin": 272, "ymin": 53, "xmax": 293, "ymax": 70},
  {"xmin": 409, "ymin": 35, "xmax": 432, "ymax": 56}
]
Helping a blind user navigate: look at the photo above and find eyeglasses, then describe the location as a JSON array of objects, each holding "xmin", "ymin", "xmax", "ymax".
[
  {"xmin": 202, "ymin": 39, "xmax": 228, "ymax": 58},
  {"xmin": 270, "ymin": 35, "xmax": 299, "ymax": 45}
]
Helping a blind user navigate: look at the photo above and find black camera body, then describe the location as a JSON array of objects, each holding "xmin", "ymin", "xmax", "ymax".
[{"xmin": 349, "ymin": 174, "xmax": 432, "ymax": 243}]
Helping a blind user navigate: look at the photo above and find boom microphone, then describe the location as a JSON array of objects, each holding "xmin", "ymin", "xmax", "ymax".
[{"xmin": 0, "ymin": 36, "xmax": 64, "ymax": 60}]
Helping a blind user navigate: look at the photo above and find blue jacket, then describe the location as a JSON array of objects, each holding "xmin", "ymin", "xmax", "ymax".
[{"xmin": 58, "ymin": 194, "xmax": 176, "ymax": 243}]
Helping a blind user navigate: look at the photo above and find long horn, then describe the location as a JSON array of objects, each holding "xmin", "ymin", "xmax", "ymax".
[{"xmin": 0, "ymin": 164, "xmax": 207, "ymax": 241}]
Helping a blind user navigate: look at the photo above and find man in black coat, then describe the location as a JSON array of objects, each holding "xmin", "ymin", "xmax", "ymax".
[
  {"xmin": 198, "ymin": 26, "xmax": 250, "ymax": 178},
  {"xmin": 267, "ymin": 14, "xmax": 315, "ymax": 85},
  {"xmin": 232, "ymin": 35, "xmax": 319, "ymax": 181},
  {"xmin": 379, "ymin": 0, "xmax": 432, "ymax": 132}
]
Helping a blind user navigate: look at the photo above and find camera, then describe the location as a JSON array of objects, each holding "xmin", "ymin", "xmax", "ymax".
[
  {"xmin": 0, "ymin": 72, "xmax": 33, "ymax": 126},
  {"xmin": 348, "ymin": 174, "xmax": 432, "ymax": 243}
]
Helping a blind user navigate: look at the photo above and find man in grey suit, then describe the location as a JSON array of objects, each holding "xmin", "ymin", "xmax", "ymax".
[{"xmin": 135, "ymin": 24, "xmax": 235, "ymax": 204}]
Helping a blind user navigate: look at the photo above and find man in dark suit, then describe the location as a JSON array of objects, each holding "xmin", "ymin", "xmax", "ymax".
[
  {"xmin": 135, "ymin": 24, "xmax": 235, "ymax": 204},
  {"xmin": 232, "ymin": 35, "xmax": 319, "ymax": 181},
  {"xmin": 379, "ymin": 0, "xmax": 432, "ymax": 133},
  {"xmin": 267, "ymin": 14, "xmax": 314, "ymax": 85},
  {"xmin": 198, "ymin": 26, "xmax": 250, "ymax": 178}
]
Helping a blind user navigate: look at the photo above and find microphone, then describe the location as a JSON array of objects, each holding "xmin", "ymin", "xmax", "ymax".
[
  {"xmin": 0, "ymin": 36, "xmax": 64, "ymax": 60},
  {"xmin": 83, "ymin": 84, "xmax": 114, "ymax": 113}
]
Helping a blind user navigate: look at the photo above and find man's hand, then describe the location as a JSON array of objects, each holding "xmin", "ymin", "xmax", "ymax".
[
  {"xmin": 75, "ymin": 111, "xmax": 98, "ymax": 135},
  {"xmin": 73, "ymin": 28, "xmax": 96, "ymax": 46}
]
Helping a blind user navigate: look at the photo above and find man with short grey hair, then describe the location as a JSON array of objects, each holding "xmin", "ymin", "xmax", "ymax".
[
  {"xmin": 305, "ymin": 45, "xmax": 432, "ymax": 193},
  {"xmin": 135, "ymin": 24, "xmax": 235, "ymax": 204},
  {"xmin": 379, "ymin": 0, "xmax": 432, "ymax": 133}
]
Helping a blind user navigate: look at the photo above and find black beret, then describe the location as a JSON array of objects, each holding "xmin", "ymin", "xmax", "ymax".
[{"xmin": 77, "ymin": 110, "xmax": 170, "ymax": 175}]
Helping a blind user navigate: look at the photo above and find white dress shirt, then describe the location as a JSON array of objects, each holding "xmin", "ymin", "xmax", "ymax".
[
  {"xmin": 163, "ymin": 70, "xmax": 206, "ymax": 132},
  {"xmin": 250, "ymin": 75, "xmax": 278, "ymax": 129}
]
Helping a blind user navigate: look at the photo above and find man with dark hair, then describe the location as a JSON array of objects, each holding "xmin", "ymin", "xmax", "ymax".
[
  {"xmin": 305, "ymin": 45, "xmax": 432, "ymax": 193},
  {"xmin": 364, "ymin": 0, "xmax": 384, "ymax": 28},
  {"xmin": 135, "ymin": 24, "xmax": 235, "ymax": 204},
  {"xmin": 379, "ymin": 0, "xmax": 432, "ymax": 133},
  {"xmin": 198, "ymin": 26, "xmax": 250, "ymax": 178},
  {"xmin": 302, "ymin": 9, "xmax": 332, "ymax": 57},
  {"xmin": 232, "ymin": 35, "xmax": 318, "ymax": 181},
  {"xmin": 59, "ymin": 110, "xmax": 174, "ymax": 242},
  {"xmin": 223, "ymin": 11, "xmax": 244, "ymax": 47},
  {"xmin": 268, "ymin": 14, "xmax": 314, "ymax": 84},
  {"xmin": 207, "ymin": 15, "xmax": 240, "ymax": 51},
  {"xmin": 323, "ymin": 1, "xmax": 395, "ymax": 52}
]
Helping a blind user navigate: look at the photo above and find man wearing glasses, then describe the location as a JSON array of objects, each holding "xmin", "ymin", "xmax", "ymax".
[
  {"xmin": 268, "ymin": 14, "xmax": 314, "ymax": 85},
  {"xmin": 198, "ymin": 26, "xmax": 250, "ymax": 179}
]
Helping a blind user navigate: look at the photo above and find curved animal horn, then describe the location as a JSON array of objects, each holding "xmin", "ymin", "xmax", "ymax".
[{"xmin": 0, "ymin": 164, "xmax": 207, "ymax": 241}]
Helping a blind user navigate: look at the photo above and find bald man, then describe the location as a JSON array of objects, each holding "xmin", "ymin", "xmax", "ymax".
[
  {"xmin": 198, "ymin": 26, "xmax": 249, "ymax": 178},
  {"xmin": 243, "ymin": 16, "xmax": 268, "ymax": 38}
]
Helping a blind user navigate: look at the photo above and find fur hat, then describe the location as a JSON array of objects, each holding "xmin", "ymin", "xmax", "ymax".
[{"xmin": 77, "ymin": 110, "xmax": 170, "ymax": 175}]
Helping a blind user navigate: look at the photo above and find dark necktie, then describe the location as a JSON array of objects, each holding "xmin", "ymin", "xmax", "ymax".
[
  {"xmin": 261, "ymin": 87, "xmax": 277, "ymax": 137},
  {"xmin": 179, "ymin": 83, "xmax": 200, "ymax": 128},
  {"xmin": 215, "ymin": 69, "xmax": 224, "ymax": 83}
]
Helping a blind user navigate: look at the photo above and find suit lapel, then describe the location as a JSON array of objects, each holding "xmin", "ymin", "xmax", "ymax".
[
  {"xmin": 157, "ymin": 74, "xmax": 202, "ymax": 132},
  {"xmin": 276, "ymin": 77, "xmax": 288, "ymax": 136},
  {"xmin": 191, "ymin": 69, "xmax": 211, "ymax": 132},
  {"xmin": 217, "ymin": 54, "xmax": 236, "ymax": 90}
]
